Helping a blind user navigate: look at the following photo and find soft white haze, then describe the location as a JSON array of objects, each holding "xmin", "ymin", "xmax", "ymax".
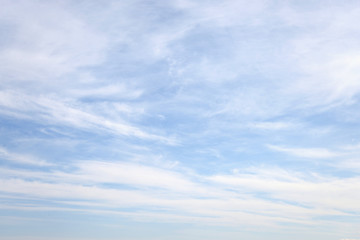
[{"xmin": 0, "ymin": 1, "xmax": 360, "ymax": 240}]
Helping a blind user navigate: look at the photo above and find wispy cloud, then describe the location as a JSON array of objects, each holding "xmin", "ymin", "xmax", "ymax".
[
  {"xmin": 1, "ymin": 0, "xmax": 360, "ymax": 239},
  {"xmin": 1, "ymin": 161, "xmax": 359, "ymax": 226},
  {"xmin": 267, "ymin": 144, "xmax": 340, "ymax": 159},
  {"xmin": 0, "ymin": 146, "xmax": 50, "ymax": 166},
  {"xmin": 0, "ymin": 91, "xmax": 175, "ymax": 144},
  {"xmin": 248, "ymin": 121, "xmax": 298, "ymax": 130},
  {"xmin": 0, "ymin": 0, "xmax": 107, "ymax": 83}
]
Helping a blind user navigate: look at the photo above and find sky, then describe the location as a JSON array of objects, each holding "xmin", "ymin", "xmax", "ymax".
[{"xmin": 0, "ymin": 0, "xmax": 360, "ymax": 239}]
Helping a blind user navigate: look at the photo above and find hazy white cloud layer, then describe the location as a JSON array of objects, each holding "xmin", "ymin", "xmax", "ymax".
[{"xmin": 1, "ymin": 1, "xmax": 360, "ymax": 240}]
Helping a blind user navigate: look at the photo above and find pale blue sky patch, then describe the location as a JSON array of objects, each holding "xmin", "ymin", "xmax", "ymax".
[{"xmin": 1, "ymin": 0, "xmax": 360, "ymax": 240}]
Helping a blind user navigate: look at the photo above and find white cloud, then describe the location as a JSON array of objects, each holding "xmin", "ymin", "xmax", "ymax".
[
  {"xmin": 0, "ymin": 0, "xmax": 108, "ymax": 83},
  {"xmin": 67, "ymin": 161, "xmax": 203, "ymax": 194},
  {"xmin": 281, "ymin": 5, "xmax": 360, "ymax": 108},
  {"xmin": 340, "ymin": 142, "xmax": 360, "ymax": 151},
  {"xmin": 1, "ymin": 1, "xmax": 360, "ymax": 238},
  {"xmin": 0, "ymin": 176, "xmax": 317, "ymax": 227},
  {"xmin": 0, "ymin": 91, "xmax": 175, "ymax": 144},
  {"xmin": 208, "ymin": 170, "xmax": 360, "ymax": 213},
  {"xmin": 0, "ymin": 146, "xmax": 50, "ymax": 166},
  {"xmin": 248, "ymin": 121, "xmax": 297, "ymax": 130},
  {"xmin": 1, "ymin": 162, "xmax": 359, "ymax": 228},
  {"xmin": 330, "ymin": 158, "xmax": 360, "ymax": 172},
  {"xmin": 267, "ymin": 144, "xmax": 339, "ymax": 159},
  {"xmin": 174, "ymin": 0, "xmax": 267, "ymax": 28},
  {"xmin": 67, "ymin": 83, "xmax": 144, "ymax": 100}
]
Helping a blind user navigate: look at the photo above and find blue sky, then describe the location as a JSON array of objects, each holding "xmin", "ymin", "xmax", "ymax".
[{"xmin": 1, "ymin": 0, "xmax": 360, "ymax": 239}]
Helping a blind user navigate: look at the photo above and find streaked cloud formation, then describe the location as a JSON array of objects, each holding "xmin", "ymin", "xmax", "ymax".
[{"xmin": 1, "ymin": 1, "xmax": 360, "ymax": 240}]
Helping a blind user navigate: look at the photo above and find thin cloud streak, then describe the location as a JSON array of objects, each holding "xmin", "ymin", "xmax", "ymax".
[
  {"xmin": 0, "ymin": 147, "xmax": 50, "ymax": 166},
  {"xmin": 0, "ymin": 160, "xmax": 359, "ymax": 227},
  {"xmin": 267, "ymin": 144, "xmax": 340, "ymax": 159},
  {"xmin": 0, "ymin": 91, "xmax": 175, "ymax": 144}
]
